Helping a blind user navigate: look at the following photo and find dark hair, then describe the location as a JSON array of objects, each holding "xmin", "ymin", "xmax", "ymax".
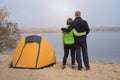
[{"xmin": 67, "ymin": 18, "xmax": 73, "ymax": 25}]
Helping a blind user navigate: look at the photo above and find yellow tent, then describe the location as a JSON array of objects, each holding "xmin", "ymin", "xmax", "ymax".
[{"xmin": 11, "ymin": 35, "xmax": 56, "ymax": 69}]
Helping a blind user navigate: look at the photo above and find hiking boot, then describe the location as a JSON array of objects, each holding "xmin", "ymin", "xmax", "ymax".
[
  {"xmin": 62, "ymin": 65, "xmax": 66, "ymax": 69},
  {"xmin": 78, "ymin": 67, "xmax": 82, "ymax": 70},
  {"xmin": 71, "ymin": 65, "xmax": 75, "ymax": 69},
  {"xmin": 78, "ymin": 66, "xmax": 82, "ymax": 70},
  {"xmin": 86, "ymin": 67, "xmax": 90, "ymax": 71}
]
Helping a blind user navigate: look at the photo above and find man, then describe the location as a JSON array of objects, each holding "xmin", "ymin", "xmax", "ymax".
[{"xmin": 61, "ymin": 11, "xmax": 90, "ymax": 70}]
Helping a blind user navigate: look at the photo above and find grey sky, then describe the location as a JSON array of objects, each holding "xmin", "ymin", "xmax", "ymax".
[{"xmin": 1, "ymin": 0, "xmax": 120, "ymax": 27}]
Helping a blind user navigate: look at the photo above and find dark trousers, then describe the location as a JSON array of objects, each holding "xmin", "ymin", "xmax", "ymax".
[
  {"xmin": 63, "ymin": 44, "xmax": 75, "ymax": 65},
  {"xmin": 75, "ymin": 37, "xmax": 90, "ymax": 68}
]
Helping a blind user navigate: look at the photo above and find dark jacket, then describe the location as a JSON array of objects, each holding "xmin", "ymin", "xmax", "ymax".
[{"xmin": 62, "ymin": 17, "xmax": 90, "ymax": 38}]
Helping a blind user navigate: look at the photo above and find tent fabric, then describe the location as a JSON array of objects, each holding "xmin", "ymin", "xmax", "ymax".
[
  {"xmin": 26, "ymin": 35, "xmax": 41, "ymax": 44},
  {"xmin": 11, "ymin": 35, "xmax": 56, "ymax": 69}
]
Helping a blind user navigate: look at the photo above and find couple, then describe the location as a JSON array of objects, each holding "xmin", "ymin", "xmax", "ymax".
[{"xmin": 62, "ymin": 11, "xmax": 90, "ymax": 70}]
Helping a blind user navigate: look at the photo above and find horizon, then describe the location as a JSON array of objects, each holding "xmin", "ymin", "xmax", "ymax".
[
  {"xmin": 19, "ymin": 26, "xmax": 120, "ymax": 33},
  {"xmin": 1, "ymin": 0, "xmax": 120, "ymax": 27}
]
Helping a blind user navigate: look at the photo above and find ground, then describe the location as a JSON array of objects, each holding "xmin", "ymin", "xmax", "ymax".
[{"xmin": 0, "ymin": 53, "xmax": 120, "ymax": 80}]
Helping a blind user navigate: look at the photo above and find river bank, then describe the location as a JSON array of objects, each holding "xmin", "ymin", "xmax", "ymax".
[{"xmin": 0, "ymin": 53, "xmax": 120, "ymax": 80}]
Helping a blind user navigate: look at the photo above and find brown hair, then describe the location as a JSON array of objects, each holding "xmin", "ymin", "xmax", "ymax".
[{"xmin": 67, "ymin": 18, "xmax": 73, "ymax": 25}]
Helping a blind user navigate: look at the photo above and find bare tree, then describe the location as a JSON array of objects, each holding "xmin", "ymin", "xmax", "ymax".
[{"xmin": 0, "ymin": 7, "xmax": 20, "ymax": 52}]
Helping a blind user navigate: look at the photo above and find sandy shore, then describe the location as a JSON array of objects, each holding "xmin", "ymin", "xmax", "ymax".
[{"xmin": 0, "ymin": 53, "xmax": 120, "ymax": 80}]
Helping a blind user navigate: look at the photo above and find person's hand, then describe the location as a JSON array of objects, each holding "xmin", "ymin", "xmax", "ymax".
[
  {"xmin": 61, "ymin": 28, "xmax": 65, "ymax": 31},
  {"xmin": 61, "ymin": 27, "xmax": 63, "ymax": 31}
]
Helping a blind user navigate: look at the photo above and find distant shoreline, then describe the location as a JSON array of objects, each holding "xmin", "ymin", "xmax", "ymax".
[{"xmin": 20, "ymin": 26, "xmax": 120, "ymax": 33}]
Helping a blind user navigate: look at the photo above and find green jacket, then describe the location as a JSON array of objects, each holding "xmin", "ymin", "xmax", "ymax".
[{"xmin": 62, "ymin": 25, "xmax": 86, "ymax": 44}]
